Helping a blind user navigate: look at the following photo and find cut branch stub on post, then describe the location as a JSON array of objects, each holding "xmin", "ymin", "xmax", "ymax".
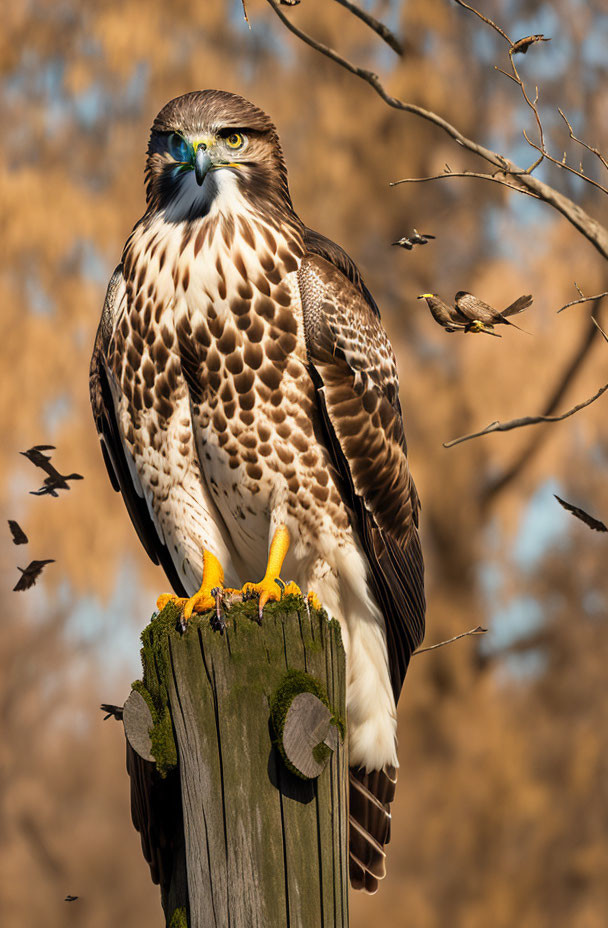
[{"xmin": 124, "ymin": 594, "xmax": 348, "ymax": 928}]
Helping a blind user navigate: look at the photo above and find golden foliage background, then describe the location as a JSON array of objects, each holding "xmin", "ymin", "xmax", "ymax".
[{"xmin": 1, "ymin": 1, "xmax": 607, "ymax": 925}]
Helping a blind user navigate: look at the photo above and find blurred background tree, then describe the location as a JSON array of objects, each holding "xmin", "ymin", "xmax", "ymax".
[{"xmin": 1, "ymin": 1, "xmax": 606, "ymax": 925}]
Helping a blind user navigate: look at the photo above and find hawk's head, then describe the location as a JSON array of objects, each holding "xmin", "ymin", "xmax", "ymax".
[{"xmin": 145, "ymin": 90, "xmax": 291, "ymax": 220}]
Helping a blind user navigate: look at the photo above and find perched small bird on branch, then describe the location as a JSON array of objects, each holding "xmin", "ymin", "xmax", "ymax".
[
  {"xmin": 8, "ymin": 520, "xmax": 28, "ymax": 545},
  {"xmin": 13, "ymin": 559, "xmax": 55, "ymax": 591},
  {"xmin": 417, "ymin": 293, "xmax": 501, "ymax": 336},
  {"xmin": 454, "ymin": 291, "xmax": 533, "ymax": 334},
  {"xmin": 392, "ymin": 230, "xmax": 435, "ymax": 250},
  {"xmin": 510, "ymin": 34, "xmax": 551, "ymax": 56}
]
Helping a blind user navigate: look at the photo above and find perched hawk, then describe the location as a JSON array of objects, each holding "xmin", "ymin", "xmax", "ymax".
[{"xmin": 90, "ymin": 90, "xmax": 425, "ymax": 893}]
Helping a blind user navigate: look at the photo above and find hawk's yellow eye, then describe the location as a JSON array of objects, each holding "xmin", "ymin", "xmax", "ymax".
[{"xmin": 226, "ymin": 132, "xmax": 244, "ymax": 149}]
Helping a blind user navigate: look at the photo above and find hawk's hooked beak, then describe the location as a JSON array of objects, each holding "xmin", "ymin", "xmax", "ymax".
[{"xmin": 194, "ymin": 147, "xmax": 213, "ymax": 186}]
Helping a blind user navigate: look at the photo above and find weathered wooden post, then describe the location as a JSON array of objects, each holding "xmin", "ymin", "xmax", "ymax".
[{"xmin": 122, "ymin": 593, "xmax": 348, "ymax": 928}]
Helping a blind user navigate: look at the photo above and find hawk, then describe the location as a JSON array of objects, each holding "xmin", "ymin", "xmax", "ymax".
[{"xmin": 90, "ymin": 90, "xmax": 425, "ymax": 893}]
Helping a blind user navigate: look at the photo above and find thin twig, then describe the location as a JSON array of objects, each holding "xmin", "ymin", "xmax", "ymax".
[
  {"xmin": 559, "ymin": 109, "xmax": 608, "ymax": 173},
  {"xmin": 333, "ymin": 0, "xmax": 404, "ymax": 55},
  {"xmin": 444, "ymin": 382, "xmax": 608, "ymax": 449},
  {"xmin": 592, "ymin": 315, "xmax": 608, "ymax": 343},
  {"xmin": 523, "ymin": 130, "xmax": 608, "ymax": 196},
  {"xmin": 414, "ymin": 625, "xmax": 487, "ymax": 655},
  {"xmin": 557, "ymin": 290, "xmax": 608, "ymax": 313},
  {"xmin": 264, "ymin": 0, "xmax": 608, "ymax": 261},
  {"xmin": 390, "ymin": 170, "xmax": 542, "ymax": 199},
  {"xmin": 452, "ymin": 0, "xmax": 511, "ymax": 44}
]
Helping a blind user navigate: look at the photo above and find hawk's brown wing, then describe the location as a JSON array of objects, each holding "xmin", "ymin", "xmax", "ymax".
[
  {"xmin": 298, "ymin": 252, "xmax": 425, "ymax": 702},
  {"xmin": 89, "ymin": 265, "xmax": 188, "ymax": 597}
]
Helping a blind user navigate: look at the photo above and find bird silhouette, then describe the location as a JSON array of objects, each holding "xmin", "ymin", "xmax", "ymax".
[
  {"xmin": 392, "ymin": 230, "xmax": 436, "ymax": 250},
  {"xmin": 8, "ymin": 520, "xmax": 28, "ymax": 545},
  {"xmin": 13, "ymin": 559, "xmax": 55, "ymax": 591},
  {"xmin": 554, "ymin": 495, "xmax": 607, "ymax": 533}
]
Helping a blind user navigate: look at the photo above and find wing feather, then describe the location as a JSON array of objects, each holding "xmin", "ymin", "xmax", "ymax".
[
  {"xmin": 89, "ymin": 265, "xmax": 188, "ymax": 597},
  {"xmin": 298, "ymin": 252, "xmax": 425, "ymax": 701}
]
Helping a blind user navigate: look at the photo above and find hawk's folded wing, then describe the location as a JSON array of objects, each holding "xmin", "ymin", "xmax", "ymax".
[
  {"xmin": 89, "ymin": 265, "xmax": 188, "ymax": 597},
  {"xmin": 298, "ymin": 252, "xmax": 425, "ymax": 701}
]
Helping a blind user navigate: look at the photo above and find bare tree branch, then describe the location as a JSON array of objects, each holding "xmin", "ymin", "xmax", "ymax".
[
  {"xmin": 390, "ymin": 169, "xmax": 543, "ymax": 199},
  {"xmin": 557, "ymin": 288, "xmax": 608, "ymax": 313},
  {"xmin": 452, "ymin": 0, "xmax": 511, "ymax": 44},
  {"xmin": 414, "ymin": 625, "xmax": 487, "ymax": 655},
  {"xmin": 333, "ymin": 0, "xmax": 404, "ymax": 56},
  {"xmin": 264, "ymin": 0, "xmax": 608, "ymax": 261},
  {"xmin": 523, "ymin": 129, "xmax": 608, "ymax": 196},
  {"xmin": 591, "ymin": 315, "xmax": 608, "ymax": 344},
  {"xmin": 559, "ymin": 109, "xmax": 608, "ymax": 173},
  {"xmin": 444, "ymin": 382, "xmax": 608, "ymax": 449}
]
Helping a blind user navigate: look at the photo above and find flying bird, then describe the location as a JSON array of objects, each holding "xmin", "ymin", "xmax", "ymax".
[
  {"xmin": 90, "ymin": 90, "xmax": 425, "ymax": 894},
  {"xmin": 454, "ymin": 290, "xmax": 533, "ymax": 334},
  {"xmin": 13, "ymin": 559, "xmax": 55, "ymax": 591},
  {"xmin": 392, "ymin": 230, "xmax": 435, "ymax": 250},
  {"xmin": 64, "ymin": 895, "xmax": 79, "ymax": 903},
  {"xmin": 30, "ymin": 471, "xmax": 84, "ymax": 497},
  {"xmin": 554, "ymin": 495, "xmax": 607, "ymax": 533},
  {"xmin": 20, "ymin": 445, "xmax": 56, "ymax": 470},
  {"xmin": 417, "ymin": 293, "xmax": 500, "ymax": 336},
  {"xmin": 8, "ymin": 520, "xmax": 28, "ymax": 545}
]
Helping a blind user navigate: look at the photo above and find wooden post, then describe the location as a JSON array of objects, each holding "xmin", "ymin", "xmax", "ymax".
[{"xmin": 123, "ymin": 594, "xmax": 348, "ymax": 928}]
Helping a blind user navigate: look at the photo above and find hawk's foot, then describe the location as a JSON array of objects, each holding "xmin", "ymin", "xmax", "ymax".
[
  {"xmin": 156, "ymin": 550, "xmax": 225, "ymax": 625},
  {"xmin": 241, "ymin": 525, "xmax": 302, "ymax": 621},
  {"xmin": 307, "ymin": 590, "xmax": 322, "ymax": 611}
]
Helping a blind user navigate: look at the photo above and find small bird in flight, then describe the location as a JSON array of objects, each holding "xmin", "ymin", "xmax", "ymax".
[
  {"xmin": 30, "ymin": 472, "xmax": 84, "ymax": 497},
  {"xmin": 21, "ymin": 444, "xmax": 84, "ymax": 496},
  {"xmin": 417, "ymin": 293, "xmax": 501, "ymax": 336},
  {"xmin": 392, "ymin": 230, "xmax": 435, "ymax": 251},
  {"xmin": 8, "ymin": 520, "xmax": 28, "ymax": 545},
  {"xmin": 454, "ymin": 291, "xmax": 533, "ymax": 334},
  {"xmin": 20, "ymin": 445, "xmax": 55, "ymax": 469},
  {"xmin": 554, "ymin": 495, "xmax": 607, "ymax": 533},
  {"xmin": 64, "ymin": 895, "xmax": 79, "ymax": 903},
  {"xmin": 13, "ymin": 559, "xmax": 55, "ymax": 591}
]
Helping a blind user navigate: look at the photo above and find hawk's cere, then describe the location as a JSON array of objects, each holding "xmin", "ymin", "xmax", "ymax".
[{"xmin": 90, "ymin": 90, "xmax": 425, "ymax": 893}]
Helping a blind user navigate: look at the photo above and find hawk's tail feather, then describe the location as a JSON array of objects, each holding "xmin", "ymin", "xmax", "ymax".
[{"xmin": 349, "ymin": 764, "xmax": 397, "ymax": 894}]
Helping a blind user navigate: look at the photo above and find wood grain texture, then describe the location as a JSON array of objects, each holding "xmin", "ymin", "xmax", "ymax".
[{"xmin": 140, "ymin": 596, "xmax": 348, "ymax": 928}]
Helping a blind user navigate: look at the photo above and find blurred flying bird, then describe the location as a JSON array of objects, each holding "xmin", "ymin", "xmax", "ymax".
[
  {"xmin": 8, "ymin": 520, "xmax": 28, "ymax": 545},
  {"xmin": 511, "ymin": 34, "xmax": 551, "ymax": 55},
  {"xmin": 64, "ymin": 896, "xmax": 79, "ymax": 903},
  {"xmin": 100, "ymin": 704, "xmax": 124, "ymax": 721},
  {"xmin": 30, "ymin": 471, "xmax": 84, "ymax": 497},
  {"xmin": 392, "ymin": 230, "xmax": 436, "ymax": 250},
  {"xmin": 554, "ymin": 495, "xmax": 607, "ymax": 533},
  {"xmin": 417, "ymin": 293, "xmax": 501, "ymax": 336},
  {"xmin": 454, "ymin": 291, "xmax": 533, "ymax": 334},
  {"xmin": 20, "ymin": 445, "xmax": 56, "ymax": 470},
  {"xmin": 21, "ymin": 445, "xmax": 84, "ymax": 495},
  {"xmin": 13, "ymin": 559, "xmax": 55, "ymax": 591}
]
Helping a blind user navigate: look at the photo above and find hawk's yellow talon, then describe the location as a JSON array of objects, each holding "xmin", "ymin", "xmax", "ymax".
[
  {"xmin": 157, "ymin": 550, "xmax": 224, "ymax": 624},
  {"xmin": 307, "ymin": 590, "xmax": 322, "ymax": 610},
  {"xmin": 241, "ymin": 525, "xmax": 299, "ymax": 616}
]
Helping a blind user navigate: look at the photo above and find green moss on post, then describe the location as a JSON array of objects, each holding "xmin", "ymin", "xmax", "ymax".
[
  {"xmin": 128, "ymin": 593, "xmax": 348, "ymax": 928},
  {"xmin": 169, "ymin": 907, "xmax": 188, "ymax": 928}
]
